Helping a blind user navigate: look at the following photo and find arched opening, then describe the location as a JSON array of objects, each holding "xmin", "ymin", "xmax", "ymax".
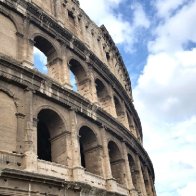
[
  {"xmin": 79, "ymin": 126, "xmax": 102, "ymax": 176},
  {"xmin": 95, "ymin": 78, "xmax": 108, "ymax": 100},
  {"xmin": 33, "ymin": 36, "xmax": 59, "ymax": 79},
  {"xmin": 108, "ymin": 141, "xmax": 125, "ymax": 185},
  {"xmin": 128, "ymin": 154, "xmax": 139, "ymax": 191},
  {"xmin": 37, "ymin": 109, "xmax": 66, "ymax": 164},
  {"xmin": 95, "ymin": 78, "xmax": 113, "ymax": 114},
  {"xmin": 0, "ymin": 14, "xmax": 17, "ymax": 59},
  {"xmin": 114, "ymin": 96, "xmax": 123, "ymax": 118},
  {"xmin": 69, "ymin": 59, "xmax": 88, "ymax": 96}
]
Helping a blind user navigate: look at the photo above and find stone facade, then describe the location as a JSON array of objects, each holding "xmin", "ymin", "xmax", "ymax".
[{"xmin": 0, "ymin": 0, "xmax": 156, "ymax": 195}]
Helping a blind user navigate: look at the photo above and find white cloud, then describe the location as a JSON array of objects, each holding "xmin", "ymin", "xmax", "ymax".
[
  {"xmin": 79, "ymin": 0, "xmax": 150, "ymax": 52},
  {"xmin": 178, "ymin": 182, "xmax": 196, "ymax": 196},
  {"xmin": 135, "ymin": 49, "xmax": 196, "ymax": 122},
  {"xmin": 133, "ymin": 0, "xmax": 196, "ymax": 195},
  {"xmin": 155, "ymin": 0, "xmax": 187, "ymax": 18},
  {"xmin": 150, "ymin": 0, "xmax": 196, "ymax": 53}
]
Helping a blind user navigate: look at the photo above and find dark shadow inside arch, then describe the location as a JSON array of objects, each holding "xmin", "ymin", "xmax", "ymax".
[
  {"xmin": 114, "ymin": 96, "xmax": 123, "ymax": 117},
  {"xmin": 95, "ymin": 78, "xmax": 108, "ymax": 100},
  {"xmin": 37, "ymin": 109, "xmax": 66, "ymax": 164},
  {"xmin": 128, "ymin": 154, "xmax": 138, "ymax": 191},
  {"xmin": 79, "ymin": 126, "xmax": 103, "ymax": 176},
  {"xmin": 37, "ymin": 120, "xmax": 51, "ymax": 161},
  {"xmin": 108, "ymin": 141, "xmax": 124, "ymax": 185}
]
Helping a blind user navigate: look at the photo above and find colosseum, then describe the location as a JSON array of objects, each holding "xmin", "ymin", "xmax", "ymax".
[{"xmin": 0, "ymin": 0, "xmax": 156, "ymax": 195}]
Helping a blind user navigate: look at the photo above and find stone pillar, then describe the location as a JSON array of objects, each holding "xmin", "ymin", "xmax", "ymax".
[
  {"xmin": 77, "ymin": 78, "xmax": 92, "ymax": 101},
  {"xmin": 55, "ymin": 0, "xmax": 64, "ymax": 25},
  {"xmin": 87, "ymin": 65, "xmax": 97, "ymax": 103},
  {"xmin": 100, "ymin": 127, "xmax": 117, "ymax": 191},
  {"xmin": 15, "ymin": 112, "xmax": 26, "ymax": 154},
  {"xmin": 16, "ymin": 32, "xmax": 24, "ymax": 62},
  {"xmin": 21, "ymin": 37, "xmax": 34, "ymax": 69},
  {"xmin": 135, "ymin": 155, "xmax": 147, "ymax": 196},
  {"xmin": 144, "ymin": 166, "xmax": 154, "ymax": 196},
  {"xmin": 61, "ymin": 46, "xmax": 72, "ymax": 89},
  {"xmin": 23, "ymin": 89, "xmax": 37, "ymax": 171},
  {"xmin": 122, "ymin": 142, "xmax": 135, "ymax": 193},
  {"xmin": 70, "ymin": 110, "xmax": 85, "ymax": 181},
  {"xmin": 47, "ymin": 57, "xmax": 62, "ymax": 83}
]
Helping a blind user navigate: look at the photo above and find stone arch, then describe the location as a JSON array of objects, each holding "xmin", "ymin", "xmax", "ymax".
[
  {"xmin": 0, "ymin": 89, "xmax": 17, "ymax": 152},
  {"xmin": 32, "ymin": 34, "xmax": 63, "ymax": 83},
  {"xmin": 95, "ymin": 77, "xmax": 109, "ymax": 102},
  {"xmin": 108, "ymin": 141, "xmax": 125, "ymax": 185},
  {"xmin": 0, "ymin": 13, "xmax": 17, "ymax": 59},
  {"xmin": 68, "ymin": 58, "xmax": 89, "ymax": 95},
  {"xmin": 79, "ymin": 126, "xmax": 103, "ymax": 176},
  {"xmin": 37, "ymin": 108, "xmax": 67, "ymax": 164},
  {"xmin": 113, "ymin": 95, "xmax": 124, "ymax": 118},
  {"xmin": 128, "ymin": 153, "xmax": 140, "ymax": 192},
  {"xmin": 94, "ymin": 76, "xmax": 113, "ymax": 114}
]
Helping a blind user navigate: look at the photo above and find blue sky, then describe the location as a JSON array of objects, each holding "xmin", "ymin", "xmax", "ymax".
[{"xmin": 34, "ymin": 0, "xmax": 196, "ymax": 195}]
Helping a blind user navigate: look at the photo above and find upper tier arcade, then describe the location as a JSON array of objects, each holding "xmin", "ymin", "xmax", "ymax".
[{"xmin": 31, "ymin": 0, "xmax": 132, "ymax": 98}]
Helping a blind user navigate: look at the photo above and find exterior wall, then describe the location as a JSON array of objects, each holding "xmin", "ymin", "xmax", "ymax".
[
  {"xmin": 0, "ymin": 0, "xmax": 156, "ymax": 196},
  {"xmin": 0, "ymin": 90, "xmax": 17, "ymax": 152},
  {"xmin": 0, "ymin": 14, "xmax": 17, "ymax": 59}
]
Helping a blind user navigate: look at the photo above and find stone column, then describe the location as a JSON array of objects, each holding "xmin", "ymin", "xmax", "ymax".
[
  {"xmin": 70, "ymin": 110, "xmax": 85, "ymax": 181},
  {"xmin": 122, "ymin": 142, "xmax": 135, "ymax": 193},
  {"xmin": 23, "ymin": 89, "xmax": 37, "ymax": 171},
  {"xmin": 22, "ymin": 38, "xmax": 34, "ymax": 69},
  {"xmin": 15, "ymin": 112, "xmax": 26, "ymax": 154},
  {"xmin": 87, "ymin": 65, "xmax": 97, "ymax": 103},
  {"xmin": 144, "ymin": 166, "xmax": 154, "ymax": 196},
  {"xmin": 135, "ymin": 155, "xmax": 147, "ymax": 196},
  {"xmin": 61, "ymin": 46, "xmax": 72, "ymax": 89},
  {"xmin": 16, "ymin": 32, "xmax": 24, "ymax": 62},
  {"xmin": 100, "ymin": 127, "xmax": 117, "ymax": 191},
  {"xmin": 55, "ymin": 0, "xmax": 64, "ymax": 25}
]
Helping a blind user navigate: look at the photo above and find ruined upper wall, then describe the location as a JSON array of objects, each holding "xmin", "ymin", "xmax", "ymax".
[{"xmin": 30, "ymin": 0, "xmax": 132, "ymax": 98}]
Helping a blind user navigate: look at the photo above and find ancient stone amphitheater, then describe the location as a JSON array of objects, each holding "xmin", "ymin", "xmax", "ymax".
[{"xmin": 0, "ymin": 0, "xmax": 156, "ymax": 195}]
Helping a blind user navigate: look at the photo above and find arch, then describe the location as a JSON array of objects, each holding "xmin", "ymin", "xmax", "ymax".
[
  {"xmin": 37, "ymin": 109, "xmax": 66, "ymax": 164},
  {"xmin": 114, "ymin": 95, "xmax": 124, "ymax": 118},
  {"xmin": 0, "ymin": 90, "xmax": 17, "ymax": 152},
  {"xmin": 69, "ymin": 58, "xmax": 88, "ymax": 93},
  {"xmin": 32, "ymin": 34, "xmax": 63, "ymax": 81},
  {"xmin": 0, "ymin": 13, "xmax": 17, "ymax": 58},
  {"xmin": 79, "ymin": 126, "xmax": 103, "ymax": 176},
  {"xmin": 95, "ymin": 78, "xmax": 109, "ymax": 101},
  {"xmin": 108, "ymin": 141, "xmax": 125, "ymax": 185},
  {"xmin": 128, "ymin": 154, "xmax": 140, "ymax": 191}
]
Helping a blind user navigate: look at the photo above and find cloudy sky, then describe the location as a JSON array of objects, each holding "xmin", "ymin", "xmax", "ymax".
[
  {"xmin": 34, "ymin": 0, "xmax": 196, "ymax": 195},
  {"xmin": 78, "ymin": 0, "xmax": 196, "ymax": 196}
]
